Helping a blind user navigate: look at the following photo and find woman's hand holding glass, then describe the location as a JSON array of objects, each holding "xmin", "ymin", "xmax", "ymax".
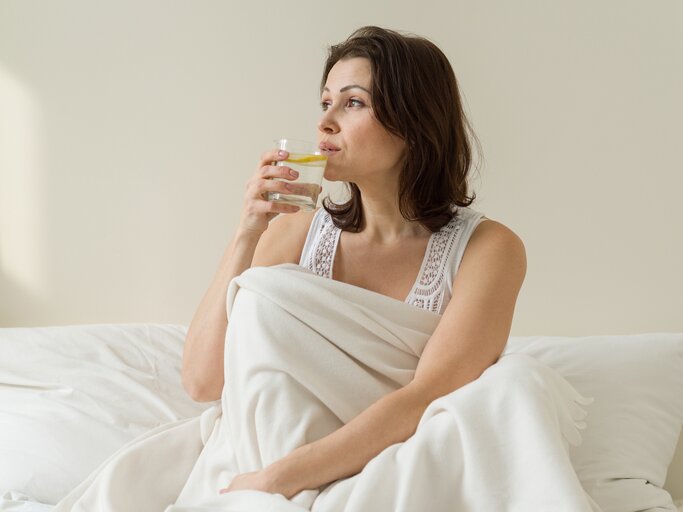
[{"xmin": 238, "ymin": 149, "xmax": 303, "ymax": 236}]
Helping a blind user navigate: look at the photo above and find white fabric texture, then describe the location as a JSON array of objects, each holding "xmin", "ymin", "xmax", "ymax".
[
  {"xmin": 504, "ymin": 334, "xmax": 683, "ymax": 512},
  {"xmin": 298, "ymin": 206, "xmax": 487, "ymax": 314},
  {"xmin": 0, "ymin": 324, "xmax": 209, "ymax": 505},
  {"xmin": 0, "ymin": 491, "xmax": 53, "ymax": 512},
  {"xmin": 53, "ymin": 264, "xmax": 598, "ymax": 512}
]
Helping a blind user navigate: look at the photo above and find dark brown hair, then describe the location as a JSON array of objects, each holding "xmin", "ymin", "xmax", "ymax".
[{"xmin": 320, "ymin": 26, "xmax": 480, "ymax": 233}]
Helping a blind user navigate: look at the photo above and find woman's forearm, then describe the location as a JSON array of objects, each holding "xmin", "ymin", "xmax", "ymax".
[
  {"xmin": 182, "ymin": 228, "xmax": 261, "ymax": 402},
  {"xmin": 270, "ymin": 383, "xmax": 434, "ymax": 495}
]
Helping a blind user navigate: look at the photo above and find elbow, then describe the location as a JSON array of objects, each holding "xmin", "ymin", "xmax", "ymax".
[
  {"xmin": 182, "ymin": 372, "xmax": 222, "ymax": 403},
  {"xmin": 181, "ymin": 332, "xmax": 224, "ymax": 402}
]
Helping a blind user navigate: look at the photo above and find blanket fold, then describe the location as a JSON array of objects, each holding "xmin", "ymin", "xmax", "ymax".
[{"xmin": 55, "ymin": 264, "xmax": 600, "ymax": 512}]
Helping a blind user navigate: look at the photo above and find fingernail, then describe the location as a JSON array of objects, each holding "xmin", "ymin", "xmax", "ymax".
[
  {"xmin": 289, "ymin": 170, "xmax": 299, "ymax": 178},
  {"xmin": 278, "ymin": 150, "xmax": 287, "ymax": 157}
]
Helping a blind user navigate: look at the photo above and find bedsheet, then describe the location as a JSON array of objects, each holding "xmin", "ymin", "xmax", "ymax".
[
  {"xmin": 0, "ymin": 323, "xmax": 210, "ymax": 507},
  {"xmin": 51, "ymin": 264, "xmax": 599, "ymax": 511},
  {"xmin": 6, "ymin": 495, "xmax": 682, "ymax": 512}
]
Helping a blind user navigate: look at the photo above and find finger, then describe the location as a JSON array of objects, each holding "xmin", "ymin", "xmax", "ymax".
[
  {"xmin": 246, "ymin": 177, "xmax": 291, "ymax": 200},
  {"xmin": 248, "ymin": 179, "xmax": 294, "ymax": 201},
  {"xmin": 259, "ymin": 164, "xmax": 299, "ymax": 180},
  {"xmin": 259, "ymin": 149, "xmax": 289, "ymax": 168}
]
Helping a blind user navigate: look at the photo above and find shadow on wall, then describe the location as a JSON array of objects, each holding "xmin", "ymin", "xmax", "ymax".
[{"xmin": 0, "ymin": 265, "xmax": 50, "ymax": 327}]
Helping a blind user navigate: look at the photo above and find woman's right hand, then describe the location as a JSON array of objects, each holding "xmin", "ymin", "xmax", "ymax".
[{"xmin": 238, "ymin": 149, "xmax": 302, "ymax": 236}]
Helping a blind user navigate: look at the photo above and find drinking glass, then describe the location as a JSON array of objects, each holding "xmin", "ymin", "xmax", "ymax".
[{"xmin": 267, "ymin": 139, "xmax": 327, "ymax": 211}]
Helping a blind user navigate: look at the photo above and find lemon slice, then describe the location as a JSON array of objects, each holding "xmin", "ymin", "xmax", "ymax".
[{"xmin": 286, "ymin": 154, "xmax": 328, "ymax": 164}]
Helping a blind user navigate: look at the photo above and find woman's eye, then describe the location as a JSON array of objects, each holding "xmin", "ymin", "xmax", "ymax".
[{"xmin": 320, "ymin": 98, "xmax": 365, "ymax": 111}]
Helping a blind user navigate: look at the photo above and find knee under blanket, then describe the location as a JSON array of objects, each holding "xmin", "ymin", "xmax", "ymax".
[{"xmin": 54, "ymin": 264, "xmax": 601, "ymax": 512}]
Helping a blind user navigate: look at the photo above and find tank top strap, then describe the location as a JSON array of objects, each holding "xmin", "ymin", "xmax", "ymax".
[
  {"xmin": 444, "ymin": 207, "xmax": 488, "ymax": 276},
  {"xmin": 299, "ymin": 208, "xmax": 340, "ymax": 278},
  {"xmin": 405, "ymin": 207, "xmax": 487, "ymax": 314}
]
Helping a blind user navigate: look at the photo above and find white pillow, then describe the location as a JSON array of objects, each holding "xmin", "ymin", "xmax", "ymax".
[
  {"xmin": 503, "ymin": 333, "xmax": 683, "ymax": 512},
  {"xmin": 0, "ymin": 323, "xmax": 210, "ymax": 505}
]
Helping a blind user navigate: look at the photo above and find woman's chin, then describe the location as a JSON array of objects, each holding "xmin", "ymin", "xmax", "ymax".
[
  {"xmin": 323, "ymin": 163, "xmax": 357, "ymax": 184},
  {"xmin": 323, "ymin": 169, "xmax": 343, "ymax": 182}
]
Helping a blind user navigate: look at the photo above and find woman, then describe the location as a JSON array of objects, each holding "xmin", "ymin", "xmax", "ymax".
[{"xmin": 182, "ymin": 26, "xmax": 527, "ymax": 499}]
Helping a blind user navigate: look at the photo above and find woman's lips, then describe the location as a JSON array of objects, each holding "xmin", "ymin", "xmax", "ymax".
[{"xmin": 319, "ymin": 142, "xmax": 341, "ymax": 155}]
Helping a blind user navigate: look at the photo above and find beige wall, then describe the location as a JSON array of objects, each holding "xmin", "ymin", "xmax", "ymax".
[{"xmin": 1, "ymin": 0, "xmax": 681, "ymax": 334}]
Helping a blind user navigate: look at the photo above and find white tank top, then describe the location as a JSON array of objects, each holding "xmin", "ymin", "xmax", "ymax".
[{"xmin": 298, "ymin": 206, "xmax": 487, "ymax": 315}]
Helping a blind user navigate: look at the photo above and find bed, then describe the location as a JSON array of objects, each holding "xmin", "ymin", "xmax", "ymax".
[{"xmin": 1, "ymin": 319, "xmax": 681, "ymax": 511}]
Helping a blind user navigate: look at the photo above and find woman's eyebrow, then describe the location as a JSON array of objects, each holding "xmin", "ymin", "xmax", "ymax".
[{"xmin": 323, "ymin": 85, "xmax": 371, "ymax": 94}]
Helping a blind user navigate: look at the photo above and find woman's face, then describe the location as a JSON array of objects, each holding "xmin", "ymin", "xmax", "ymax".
[{"xmin": 318, "ymin": 57, "xmax": 406, "ymax": 185}]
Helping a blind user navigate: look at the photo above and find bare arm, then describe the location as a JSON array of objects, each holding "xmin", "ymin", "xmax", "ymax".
[
  {"xmin": 181, "ymin": 229, "xmax": 261, "ymax": 402},
  {"xmin": 181, "ymin": 148, "xmax": 313, "ymax": 402}
]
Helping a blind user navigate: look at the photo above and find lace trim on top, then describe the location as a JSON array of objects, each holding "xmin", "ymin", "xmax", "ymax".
[
  {"xmin": 305, "ymin": 211, "xmax": 340, "ymax": 279},
  {"xmin": 304, "ymin": 209, "xmax": 467, "ymax": 314},
  {"xmin": 405, "ymin": 213, "xmax": 464, "ymax": 313}
]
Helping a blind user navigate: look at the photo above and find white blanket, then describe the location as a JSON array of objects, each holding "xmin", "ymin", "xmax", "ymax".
[{"xmin": 54, "ymin": 264, "xmax": 600, "ymax": 511}]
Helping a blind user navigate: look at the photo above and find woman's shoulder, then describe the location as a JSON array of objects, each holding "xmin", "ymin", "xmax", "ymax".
[
  {"xmin": 472, "ymin": 218, "xmax": 523, "ymax": 246},
  {"xmin": 462, "ymin": 214, "xmax": 527, "ymax": 277},
  {"xmin": 251, "ymin": 208, "xmax": 321, "ymax": 268}
]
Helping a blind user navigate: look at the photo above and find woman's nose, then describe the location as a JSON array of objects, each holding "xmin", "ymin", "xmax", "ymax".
[{"xmin": 318, "ymin": 110, "xmax": 339, "ymax": 134}]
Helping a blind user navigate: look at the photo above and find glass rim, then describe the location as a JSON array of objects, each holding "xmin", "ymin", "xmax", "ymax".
[{"xmin": 273, "ymin": 138, "xmax": 323, "ymax": 155}]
